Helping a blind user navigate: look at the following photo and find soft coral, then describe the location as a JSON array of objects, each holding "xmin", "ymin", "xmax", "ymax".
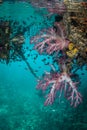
[
  {"xmin": 37, "ymin": 71, "xmax": 82, "ymax": 107},
  {"xmin": 30, "ymin": 22, "xmax": 69, "ymax": 54}
]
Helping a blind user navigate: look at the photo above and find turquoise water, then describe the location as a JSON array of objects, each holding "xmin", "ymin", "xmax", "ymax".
[{"xmin": 0, "ymin": 1, "xmax": 87, "ymax": 130}]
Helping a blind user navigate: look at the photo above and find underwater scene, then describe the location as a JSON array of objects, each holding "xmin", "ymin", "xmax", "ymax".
[{"xmin": 0, "ymin": 0, "xmax": 87, "ymax": 130}]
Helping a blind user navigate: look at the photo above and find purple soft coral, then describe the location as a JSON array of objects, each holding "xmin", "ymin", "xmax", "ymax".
[
  {"xmin": 36, "ymin": 71, "xmax": 82, "ymax": 107},
  {"xmin": 30, "ymin": 22, "xmax": 69, "ymax": 54}
]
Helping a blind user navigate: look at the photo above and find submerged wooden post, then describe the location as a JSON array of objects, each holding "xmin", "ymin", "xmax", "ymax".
[
  {"xmin": 63, "ymin": 0, "xmax": 87, "ymax": 59},
  {"xmin": 0, "ymin": 0, "xmax": 2, "ymax": 4}
]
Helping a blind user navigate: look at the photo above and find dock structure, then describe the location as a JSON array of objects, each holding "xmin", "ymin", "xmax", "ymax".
[{"xmin": 63, "ymin": 0, "xmax": 87, "ymax": 46}]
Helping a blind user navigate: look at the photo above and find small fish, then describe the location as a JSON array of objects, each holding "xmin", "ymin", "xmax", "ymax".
[
  {"xmin": 47, "ymin": 57, "xmax": 50, "ymax": 59},
  {"xmin": 27, "ymin": 54, "xmax": 30, "ymax": 57},
  {"xmin": 42, "ymin": 58, "xmax": 46, "ymax": 61},
  {"xmin": 23, "ymin": 21, "xmax": 26, "ymax": 25},
  {"xmin": 33, "ymin": 55, "xmax": 38, "ymax": 60},
  {"xmin": 34, "ymin": 70, "xmax": 38, "ymax": 72},
  {"xmin": 81, "ymin": 73, "xmax": 84, "ymax": 75},
  {"xmin": 29, "ymin": 49, "xmax": 32, "ymax": 52},
  {"xmin": 30, "ymin": 16, "xmax": 33, "ymax": 18},
  {"xmin": 44, "ymin": 62, "xmax": 49, "ymax": 65},
  {"xmin": 26, "ymin": 47, "xmax": 29, "ymax": 49},
  {"xmin": 33, "ymin": 57, "xmax": 37, "ymax": 60}
]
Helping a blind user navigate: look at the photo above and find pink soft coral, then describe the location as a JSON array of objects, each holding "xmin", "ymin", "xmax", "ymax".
[
  {"xmin": 30, "ymin": 0, "xmax": 66, "ymax": 15},
  {"xmin": 37, "ymin": 71, "xmax": 82, "ymax": 107},
  {"xmin": 30, "ymin": 23, "xmax": 69, "ymax": 54}
]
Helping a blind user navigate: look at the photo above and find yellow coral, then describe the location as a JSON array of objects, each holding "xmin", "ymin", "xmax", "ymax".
[
  {"xmin": 66, "ymin": 42, "xmax": 79, "ymax": 58},
  {"xmin": 68, "ymin": 43, "xmax": 75, "ymax": 51},
  {"xmin": 66, "ymin": 48, "xmax": 78, "ymax": 58}
]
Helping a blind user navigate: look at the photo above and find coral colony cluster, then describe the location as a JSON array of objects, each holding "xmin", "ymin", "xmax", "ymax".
[
  {"xmin": 30, "ymin": 0, "xmax": 87, "ymax": 107},
  {"xmin": 31, "ymin": 0, "xmax": 82, "ymax": 107}
]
